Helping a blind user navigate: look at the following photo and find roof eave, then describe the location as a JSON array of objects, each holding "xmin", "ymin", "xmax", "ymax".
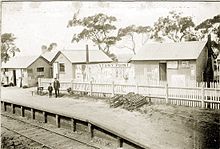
[
  {"xmin": 130, "ymin": 58, "xmax": 196, "ymax": 61},
  {"xmin": 71, "ymin": 60, "xmax": 113, "ymax": 64}
]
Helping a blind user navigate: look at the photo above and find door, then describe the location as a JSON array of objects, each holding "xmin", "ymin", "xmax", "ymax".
[
  {"xmin": 159, "ymin": 63, "xmax": 167, "ymax": 81},
  {"xmin": 53, "ymin": 62, "xmax": 59, "ymax": 79},
  {"xmin": 13, "ymin": 70, "xmax": 16, "ymax": 86}
]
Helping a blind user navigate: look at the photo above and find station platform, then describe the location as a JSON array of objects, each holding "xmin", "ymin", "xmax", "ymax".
[{"xmin": 1, "ymin": 87, "xmax": 193, "ymax": 149}]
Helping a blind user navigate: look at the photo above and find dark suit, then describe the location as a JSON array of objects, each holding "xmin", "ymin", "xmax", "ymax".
[{"xmin": 53, "ymin": 80, "xmax": 60, "ymax": 97}]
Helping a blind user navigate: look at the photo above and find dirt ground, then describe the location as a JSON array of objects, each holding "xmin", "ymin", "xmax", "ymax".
[{"xmin": 1, "ymin": 86, "xmax": 220, "ymax": 149}]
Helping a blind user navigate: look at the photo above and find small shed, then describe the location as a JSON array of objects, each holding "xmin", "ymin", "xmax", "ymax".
[
  {"xmin": 1, "ymin": 55, "xmax": 51, "ymax": 87},
  {"xmin": 51, "ymin": 50, "xmax": 113, "ymax": 82},
  {"xmin": 130, "ymin": 40, "xmax": 208, "ymax": 86}
]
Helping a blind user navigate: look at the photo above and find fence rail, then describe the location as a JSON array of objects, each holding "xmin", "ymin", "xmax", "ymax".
[{"xmin": 38, "ymin": 78, "xmax": 220, "ymax": 110}]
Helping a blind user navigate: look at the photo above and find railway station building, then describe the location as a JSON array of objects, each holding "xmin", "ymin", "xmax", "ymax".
[
  {"xmin": 130, "ymin": 40, "xmax": 209, "ymax": 87},
  {"xmin": 51, "ymin": 49, "xmax": 113, "ymax": 82},
  {"xmin": 1, "ymin": 56, "xmax": 51, "ymax": 87}
]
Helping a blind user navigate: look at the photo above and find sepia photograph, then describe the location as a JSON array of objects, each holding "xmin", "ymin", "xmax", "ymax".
[{"xmin": 1, "ymin": 1, "xmax": 220, "ymax": 149}]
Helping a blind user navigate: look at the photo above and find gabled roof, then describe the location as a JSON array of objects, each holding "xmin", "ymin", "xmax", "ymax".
[
  {"xmin": 58, "ymin": 50, "xmax": 112, "ymax": 63},
  {"xmin": 41, "ymin": 50, "xmax": 59, "ymax": 62},
  {"xmin": 1, "ymin": 55, "xmax": 40, "ymax": 69},
  {"xmin": 131, "ymin": 40, "xmax": 208, "ymax": 61},
  {"xmin": 117, "ymin": 53, "xmax": 133, "ymax": 63}
]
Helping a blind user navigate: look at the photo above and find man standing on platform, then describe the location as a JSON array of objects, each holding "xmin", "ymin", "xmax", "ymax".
[{"xmin": 53, "ymin": 78, "xmax": 60, "ymax": 98}]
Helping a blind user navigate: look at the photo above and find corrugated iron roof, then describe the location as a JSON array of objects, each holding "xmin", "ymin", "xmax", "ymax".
[
  {"xmin": 60, "ymin": 50, "xmax": 113, "ymax": 63},
  {"xmin": 131, "ymin": 40, "xmax": 207, "ymax": 61},
  {"xmin": 41, "ymin": 50, "xmax": 59, "ymax": 62},
  {"xmin": 117, "ymin": 53, "xmax": 133, "ymax": 62},
  {"xmin": 1, "ymin": 55, "xmax": 40, "ymax": 68}
]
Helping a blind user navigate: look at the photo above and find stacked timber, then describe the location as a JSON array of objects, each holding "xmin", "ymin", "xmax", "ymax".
[
  {"xmin": 110, "ymin": 94, "xmax": 123, "ymax": 108},
  {"xmin": 110, "ymin": 93, "xmax": 149, "ymax": 111}
]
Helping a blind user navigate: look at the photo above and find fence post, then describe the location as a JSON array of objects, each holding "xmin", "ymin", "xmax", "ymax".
[
  {"xmin": 71, "ymin": 118, "xmax": 76, "ymax": 132},
  {"xmin": 112, "ymin": 81, "xmax": 115, "ymax": 97},
  {"xmin": 136, "ymin": 83, "xmax": 139, "ymax": 94},
  {"xmin": 56, "ymin": 114, "xmax": 60, "ymax": 128},
  {"xmin": 90, "ymin": 81, "xmax": 93, "ymax": 96},
  {"xmin": 11, "ymin": 104, "xmax": 14, "ymax": 114},
  {"xmin": 165, "ymin": 83, "xmax": 169, "ymax": 104},
  {"xmin": 71, "ymin": 80, "xmax": 74, "ymax": 92},
  {"xmin": 201, "ymin": 83, "xmax": 205, "ymax": 108},
  {"xmin": 3, "ymin": 102, "xmax": 6, "ymax": 111},
  {"xmin": 38, "ymin": 78, "xmax": 41, "ymax": 87}
]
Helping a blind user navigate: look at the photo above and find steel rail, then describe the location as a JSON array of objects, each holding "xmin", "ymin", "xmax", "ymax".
[
  {"xmin": 1, "ymin": 125, "xmax": 53, "ymax": 149},
  {"xmin": 1, "ymin": 100, "xmax": 149, "ymax": 149},
  {"xmin": 1, "ymin": 113, "xmax": 100, "ymax": 149}
]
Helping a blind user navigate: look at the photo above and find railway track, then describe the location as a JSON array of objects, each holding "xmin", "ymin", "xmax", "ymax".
[
  {"xmin": 1, "ymin": 113, "xmax": 100, "ymax": 149},
  {"xmin": 1, "ymin": 126, "xmax": 50, "ymax": 149},
  {"xmin": 1, "ymin": 100, "xmax": 149, "ymax": 149}
]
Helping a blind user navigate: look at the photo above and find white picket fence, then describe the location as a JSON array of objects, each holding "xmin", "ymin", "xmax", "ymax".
[{"xmin": 38, "ymin": 78, "xmax": 220, "ymax": 110}]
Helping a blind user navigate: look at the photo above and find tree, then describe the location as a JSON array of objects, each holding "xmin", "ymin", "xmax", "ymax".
[
  {"xmin": 195, "ymin": 14, "xmax": 220, "ymax": 54},
  {"xmin": 1, "ymin": 33, "xmax": 20, "ymax": 62},
  {"xmin": 67, "ymin": 12, "xmax": 120, "ymax": 60},
  {"xmin": 117, "ymin": 25, "xmax": 151, "ymax": 54},
  {"xmin": 151, "ymin": 11, "xmax": 197, "ymax": 42}
]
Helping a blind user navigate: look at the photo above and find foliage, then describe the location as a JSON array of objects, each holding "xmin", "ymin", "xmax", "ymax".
[
  {"xmin": 151, "ymin": 11, "xmax": 197, "ymax": 42},
  {"xmin": 1, "ymin": 33, "xmax": 20, "ymax": 62},
  {"xmin": 67, "ymin": 12, "xmax": 120, "ymax": 60},
  {"xmin": 117, "ymin": 25, "xmax": 151, "ymax": 54},
  {"xmin": 195, "ymin": 14, "xmax": 220, "ymax": 51}
]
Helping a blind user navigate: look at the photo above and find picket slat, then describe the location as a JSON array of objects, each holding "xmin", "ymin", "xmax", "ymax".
[{"xmin": 39, "ymin": 78, "xmax": 220, "ymax": 109}]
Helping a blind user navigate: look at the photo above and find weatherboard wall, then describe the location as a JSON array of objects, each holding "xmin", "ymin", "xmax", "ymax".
[
  {"xmin": 132, "ymin": 61, "xmax": 160, "ymax": 84},
  {"xmin": 53, "ymin": 52, "xmax": 74, "ymax": 81},
  {"xmin": 166, "ymin": 60, "xmax": 197, "ymax": 86},
  {"xmin": 132, "ymin": 60, "xmax": 199, "ymax": 86},
  {"xmin": 27, "ymin": 57, "xmax": 51, "ymax": 86}
]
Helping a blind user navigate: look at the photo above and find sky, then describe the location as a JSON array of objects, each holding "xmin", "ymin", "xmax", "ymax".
[{"xmin": 2, "ymin": 1, "xmax": 220, "ymax": 56}]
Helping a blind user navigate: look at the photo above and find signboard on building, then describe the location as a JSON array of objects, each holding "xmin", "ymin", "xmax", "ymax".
[
  {"xmin": 180, "ymin": 61, "xmax": 190, "ymax": 68},
  {"xmin": 99, "ymin": 63, "xmax": 131, "ymax": 68},
  {"xmin": 167, "ymin": 61, "xmax": 178, "ymax": 69}
]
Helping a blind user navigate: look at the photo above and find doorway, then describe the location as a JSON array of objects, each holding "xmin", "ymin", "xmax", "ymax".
[
  {"xmin": 13, "ymin": 70, "xmax": 17, "ymax": 86},
  {"xmin": 159, "ymin": 63, "xmax": 167, "ymax": 81}
]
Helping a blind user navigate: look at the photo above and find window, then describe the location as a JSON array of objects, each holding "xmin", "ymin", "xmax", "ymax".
[
  {"xmin": 59, "ymin": 63, "xmax": 65, "ymax": 72},
  {"xmin": 37, "ymin": 67, "xmax": 44, "ymax": 72}
]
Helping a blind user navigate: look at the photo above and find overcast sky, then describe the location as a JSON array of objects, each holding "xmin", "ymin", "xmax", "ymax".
[{"xmin": 2, "ymin": 2, "xmax": 220, "ymax": 56}]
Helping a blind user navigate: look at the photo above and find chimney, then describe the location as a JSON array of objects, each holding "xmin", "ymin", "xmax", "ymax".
[{"xmin": 86, "ymin": 44, "xmax": 89, "ymax": 64}]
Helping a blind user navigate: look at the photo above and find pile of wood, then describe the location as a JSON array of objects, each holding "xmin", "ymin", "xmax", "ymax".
[
  {"xmin": 110, "ymin": 93, "xmax": 149, "ymax": 111},
  {"xmin": 110, "ymin": 94, "xmax": 124, "ymax": 108}
]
